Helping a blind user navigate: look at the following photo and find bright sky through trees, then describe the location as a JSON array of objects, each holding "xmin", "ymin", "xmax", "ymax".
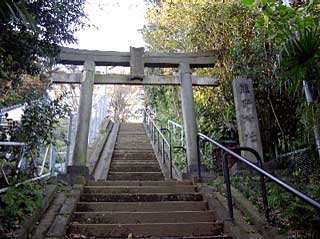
[{"xmin": 67, "ymin": 0, "xmax": 147, "ymax": 51}]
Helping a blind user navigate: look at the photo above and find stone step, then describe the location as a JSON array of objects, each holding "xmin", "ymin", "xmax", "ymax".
[
  {"xmin": 114, "ymin": 144, "xmax": 153, "ymax": 149},
  {"xmin": 88, "ymin": 180, "xmax": 193, "ymax": 187},
  {"xmin": 115, "ymin": 139, "xmax": 150, "ymax": 142},
  {"xmin": 114, "ymin": 145, "xmax": 153, "ymax": 149},
  {"xmin": 109, "ymin": 164, "xmax": 160, "ymax": 172},
  {"xmin": 76, "ymin": 201, "xmax": 208, "ymax": 212},
  {"xmin": 113, "ymin": 150, "xmax": 155, "ymax": 154},
  {"xmin": 112, "ymin": 154, "xmax": 156, "ymax": 160},
  {"xmin": 115, "ymin": 143, "xmax": 152, "ymax": 147},
  {"xmin": 116, "ymin": 138, "xmax": 150, "ymax": 142},
  {"xmin": 69, "ymin": 236, "xmax": 232, "ymax": 239},
  {"xmin": 72, "ymin": 211, "xmax": 216, "ymax": 224},
  {"xmin": 110, "ymin": 160, "xmax": 159, "ymax": 165},
  {"xmin": 116, "ymin": 136, "xmax": 149, "ymax": 139},
  {"xmin": 114, "ymin": 147, "xmax": 154, "ymax": 151},
  {"xmin": 79, "ymin": 193, "xmax": 203, "ymax": 202},
  {"xmin": 119, "ymin": 124, "xmax": 144, "ymax": 128},
  {"xmin": 111, "ymin": 156, "xmax": 156, "ymax": 161},
  {"xmin": 117, "ymin": 132, "xmax": 146, "ymax": 134},
  {"xmin": 116, "ymin": 135, "xmax": 149, "ymax": 138},
  {"xmin": 83, "ymin": 185, "xmax": 196, "ymax": 194},
  {"xmin": 107, "ymin": 172, "xmax": 164, "ymax": 181},
  {"xmin": 68, "ymin": 222, "xmax": 223, "ymax": 237}
]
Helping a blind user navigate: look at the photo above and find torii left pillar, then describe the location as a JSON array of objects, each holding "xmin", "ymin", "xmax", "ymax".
[
  {"xmin": 179, "ymin": 63, "xmax": 199, "ymax": 176},
  {"xmin": 68, "ymin": 60, "xmax": 95, "ymax": 176}
]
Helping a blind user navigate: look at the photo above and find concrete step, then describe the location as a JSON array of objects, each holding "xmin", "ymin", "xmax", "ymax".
[
  {"xmin": 83, "ymin": 185, "xmax": 196, "ymax": 194},
  {"xmin": 72, "ymin": 211, "xmax": 216, "ymax": 224},
  {"xmin": 107, "ymin": 172, "xmax": 164, "ymax": 181},
  {"xmin": 109, "ymin": 164, "xmax": 160, "ymax": 172},
  {"xmin": 88, "ymin": 180, "xmax": 193, "ymax": 187},
  {"xmin": 79, "ymin": 193, "xmax": 203, "ymax": 202},
  {"xmin": 76, "ymin": 201, "xmax": 208, "ymax": 212},
  {"xmin": 68, "ymin": 222, "xmax": 223, "ymax": 237}
]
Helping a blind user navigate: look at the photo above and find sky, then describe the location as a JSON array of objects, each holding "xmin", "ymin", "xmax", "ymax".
[{"xmin": 67, "ymin": 0, "xmax": 148, "ymax": 52}]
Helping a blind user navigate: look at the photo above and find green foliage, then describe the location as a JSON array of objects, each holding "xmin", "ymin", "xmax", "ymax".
[
  {"xmin": 231, "ymin": 175, "xmax": 320, "ymax": 234},
  {"xmin": 0, "ymin": 0, "xmax": 87, "ymax": 107},
  {"xmin": 144, "ymin": 0, "xmax": 320, "ymax": 235},
  {"xmin": 143, "ymin": 0, "xmax": 300, "ymax": 159},
  {"xmin": 0, "ymin": 181, "xmax": 43, "ymax": 235},
  {"xmin": 282, "ymin": 24, "xmax": 320, "ymax": 90},
  {"xmin": 13, "ymin": 96, "xmax": 69, "ymax": 175},
  {"xmin": 143, "ymin": 0, "xmax": 320, "ymax": 161}
]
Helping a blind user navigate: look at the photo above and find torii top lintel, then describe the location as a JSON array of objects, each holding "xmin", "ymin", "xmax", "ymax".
[{"xmin": 58, "ymin": 47, "xmax": 218, "ymax": 68}]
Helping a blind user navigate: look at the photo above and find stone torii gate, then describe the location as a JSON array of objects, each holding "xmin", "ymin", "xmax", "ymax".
[{"xmin": 52, "ymin": 47, "xmax": 219, "ymax": 176}]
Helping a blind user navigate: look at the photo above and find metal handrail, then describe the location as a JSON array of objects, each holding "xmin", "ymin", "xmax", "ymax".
[
  {"xmin": 144, "ymin": 110, "xmax": 170, "ymax": 146},
  {"xmin": 0, "ymin": 103, "xmax": 25, "ymax": 115},
  {"xmin": 0, "ymin": 142, "xmax": 56, "ymax": 193},
  {"xmin": 167, "ymin": 120, "xmax": 183, "ymax": 129},
  {"xmin": 233, "ymin": 147, "xmax": 269, "ymax": 221},
  {"xmin": 143, "ymin": 109, "xmax": 174, "ymax": 179},
  {"xmin": 197, "ymin": 132, "xmax": 320, "ymax": 221},
  {"xmin": 167, "ymin": 120, "xmax": 184, "ymax": 147}
]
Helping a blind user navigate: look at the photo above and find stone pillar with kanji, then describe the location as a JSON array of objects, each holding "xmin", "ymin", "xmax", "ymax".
[{"xmin": 233, "ymin": 78, "xmax": 264, "ymax": 167}]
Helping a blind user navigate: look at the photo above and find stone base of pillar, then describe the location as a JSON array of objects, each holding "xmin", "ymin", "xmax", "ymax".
[
  {"xmin": 187, "ymin": 164, "xmax": 201, "ymax": 183},
  {"xmin": 188, "ymin": 164, "xmax": 199, "ymax": 174},
  {"xmin": 57, "ymin": 166, "xmax": 90, "ymax": 185},
  {"xmin": 67, "ymin": 166, "xmax": 89, "ymax": 176}
]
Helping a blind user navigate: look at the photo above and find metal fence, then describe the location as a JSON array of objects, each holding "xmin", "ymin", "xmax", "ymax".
[
  {"xmin": 55, "ymin": 95, "xmax": 108, "ymax": 169},
  {"xmin": 0, "ymin": 95, "xmax": 108, "ymax": 191}
]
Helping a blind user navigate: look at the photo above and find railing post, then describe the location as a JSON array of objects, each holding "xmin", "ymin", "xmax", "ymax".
[
  {"xmin": 162, "ymin": 137, "xmax": 165, "ymax": 164},
  {"xmin": 222, "ymin": 151, "xmax": 234, "ymax": 221},
  {"xmin": 235, "ymin": 147, "xmax": 270, "ymax": 221},
  {"xmin": 256, "ymin": 154, "xmax": 270, "ymax": 221},
  {"xmin": 153, "ymin": 124, "xmax": 156, "ymax": 145},
  {"xmin": 169, "ymin": 144, "xmax": 173, "ymax": 179},
  {"xmin": 50, "ymin": 145, "xmax": 56, "ymax": 176},
  {"xmin": 157, "ymin": 130, "xmax": 160, "ymax": 153},
  {"xmin": 152, "ymin": 124, "xmax": 155, "ymax": 144},
  {"xmin": 210, "ymin": 143, "xmax": 214, "ymax": 169},
  {"xmin": 168, "ymin": 129, "xmax": 173, "ymax": 179},
  {"xmin": 196, "ymin": 134, "xmax": 202, "ymax": 180},
  {"xmin": 65, "ymin": 113, "xmax": 73, "ymax": 171}
]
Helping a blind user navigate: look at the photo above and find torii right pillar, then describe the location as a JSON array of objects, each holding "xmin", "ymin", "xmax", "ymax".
[{"xmin": 179, "ymin": 62, "xmax": 199, "ymax": 175}]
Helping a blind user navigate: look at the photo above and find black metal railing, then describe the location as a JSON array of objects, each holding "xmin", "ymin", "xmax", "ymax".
[
  {"xmin": 143, "ymin": 109, "xmax": 174, "ymax": 179},
  {"xmin": 197, "ymin": 132, "xmax": 320, "ymax": 222}
]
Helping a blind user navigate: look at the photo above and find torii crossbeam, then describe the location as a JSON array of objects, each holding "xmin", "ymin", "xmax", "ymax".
[{"xmin": 53, "ymin": 46, "xmax": 219, "ymax": 176}]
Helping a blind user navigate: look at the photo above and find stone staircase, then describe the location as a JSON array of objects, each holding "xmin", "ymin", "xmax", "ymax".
[{"xmin": 66, "ymin": 123, "xmax": 231, "ymax": 238}]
